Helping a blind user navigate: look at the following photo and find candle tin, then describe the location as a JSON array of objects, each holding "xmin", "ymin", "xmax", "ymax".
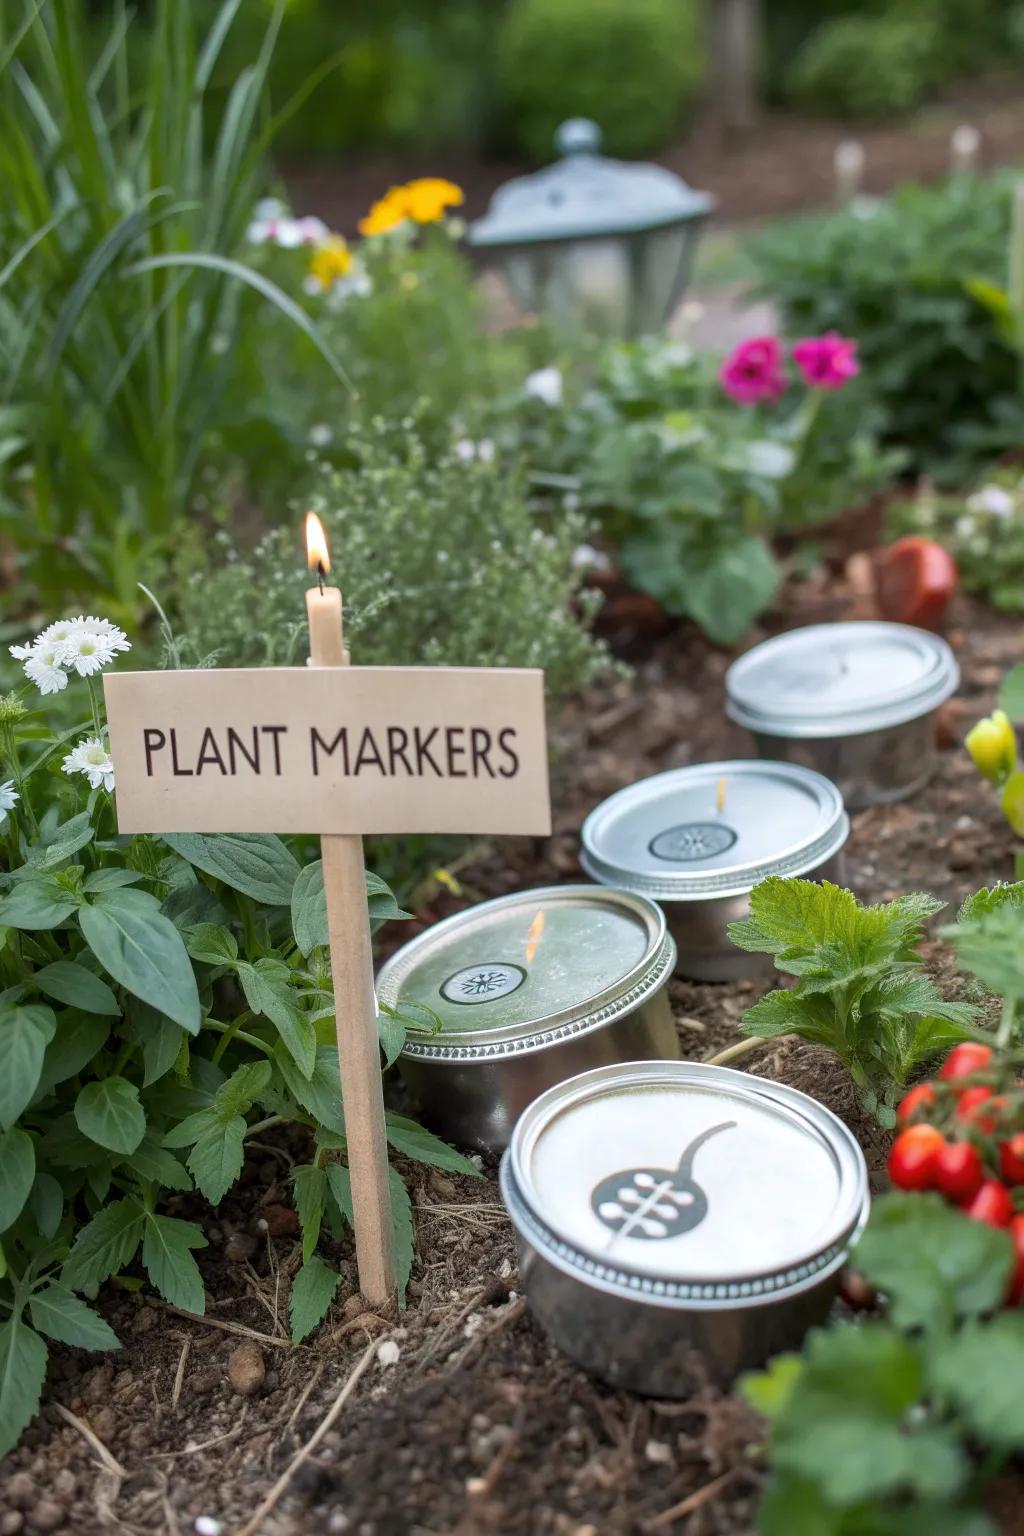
[
  {"xmin": 376, "ymin": 885, "xmax": 679, "ymax": 1153},
  {"xmin": 501, "ymin": 1060, "xmax": 869, "ymax": 1394},
  {"xmin": 579, "ymin": 761, "xmax": 848, "ymax": 982},
  {"xmin": 725, "ymin": 621, "xmax": 959, "ymax": 810}
]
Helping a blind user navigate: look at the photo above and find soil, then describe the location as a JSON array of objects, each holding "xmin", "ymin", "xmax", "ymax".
[
  {"xmin": 285, "ymin": 75, "xmax": 1024, "ymax": 235},
  {"xmin": 3, "ymin": 559, "xmax": 1023, "ymax": 1536}
]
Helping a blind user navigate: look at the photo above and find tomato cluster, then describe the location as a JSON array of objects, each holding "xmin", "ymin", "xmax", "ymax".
[{"xmin": 889, "ymin": 1043, "xmax": 1024, "ymax": 1301}]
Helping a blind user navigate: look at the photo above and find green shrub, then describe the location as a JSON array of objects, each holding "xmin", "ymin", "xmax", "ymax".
[
  {"xmin": 751, "ymin": 176, "xmax": 1024, "ymax": 480},
  {"xmin": 784, "ymin": 13, "xmax": 942, "ymax": 120},
  {"xmin": 496, "ymin": 0, "xmax": 703, "ymax": 162}
]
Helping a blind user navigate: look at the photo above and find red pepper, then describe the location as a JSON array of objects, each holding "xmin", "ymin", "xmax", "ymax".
[
  {"xmin": 964, "ymin": 1178, "xmax": 1014, "ymax": 1228},
  {"xmin": 888, "ymin": 1124, "xmax": 945, "ymax": 1191},
  {"xmin": 939, "ymin": 1043, "xmax": 993, "ymax": 1082},
  {"xmin": 874, "ymin": 536, "xmax": 957, "ymax": 629},
  {"xmin": 1001, "ymin": 1133, "xmax": 1024, "ymax": 1186},
  {"xmin": 934, "ymin": 1140, "xmax": 985, "ymax": 1204},
  {"xmin": 896, "ymin": 1082, "xmax": 937, "ymax": 1123},
  {"xmin": 955, "ymin": 1087, "xmax": 1006, "ymax": 1135}
]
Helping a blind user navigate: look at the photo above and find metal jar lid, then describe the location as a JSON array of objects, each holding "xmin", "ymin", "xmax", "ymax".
[
  {"xmin": 501, "ymin": 1061, "xmax": 869, "ymax": 1306},
  {"xmin": 580, "ymin": 760, "xmax": 848, "ymax": 902},
  {"xmin": 376, "ymin": 885, "xmax": 675, "ymax": 1062},
  {"xmin": 725, "ymin": 621, "xmax": 959, "ymax": 739}
]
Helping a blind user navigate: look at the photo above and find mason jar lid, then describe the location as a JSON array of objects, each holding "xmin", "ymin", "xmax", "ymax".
[
  {"xmin": 376, "ymin": 885, "xmax": 675, "ymax": 1062},
  {"xmin": 580, "ymin": 761, "xmax": 848, "ymax": 901},
  {"xmin": 501, "ymin": 1061, "xmax": 868, "ymax": 1306},
  {"xmin": 725, "ymin": 621, "xmax": 959, "ymax": 739}
]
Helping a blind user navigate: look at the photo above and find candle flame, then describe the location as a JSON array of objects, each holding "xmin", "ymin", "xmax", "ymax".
[
  {"xmin": 716, "ymin": 777, "xmax": 726, "ymax": 813},
  {"xmin": 305, "ymin": 511, "xmax": 331, "ymax": 575},
  {"xmin": 525, "ymin": 909, "xmax": 546, "ymax": 966}
]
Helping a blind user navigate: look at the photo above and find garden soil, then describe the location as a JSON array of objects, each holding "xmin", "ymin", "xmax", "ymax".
[{"xmin": 4, "ymin": 569, "xmax": 1024, "ymax": 1536}]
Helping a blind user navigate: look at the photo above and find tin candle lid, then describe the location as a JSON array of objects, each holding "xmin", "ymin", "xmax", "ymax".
[
  {"xmin": 725, "ymin": 620, "xmax": 959, "ymax": 739},
  {"xmin": 501, "ymin": 1061, "xmax": 868, "ymax": 1302},
  {"xmin": 579, "ymin": 760, "xmax": 848, "ymax": 902},
  {"xmin": 376, "ymin": 885, "xmax": 675, "ymax": 1060}
]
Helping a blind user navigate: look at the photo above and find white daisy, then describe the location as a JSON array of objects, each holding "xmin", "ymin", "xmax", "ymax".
[
  {"xmin": 62, "ymin": 736, "xmax": 115, "ymax": 792},
  {"xmin": 71, "ymin": 617, "xmax": 131, "ymax": 648},
  {"xmin": 60, "ymin": 629, "xmax": 126, "ymax": 677},
  {"xmin": 0, "ymin": 780, "xmax": 18, "ymax": 826},
  {"xmin": 8, "ymin": 641, "xmax": 35, "ymax": 660},
  {"xmin": 24, "ymin": 645, "xmax": 68, "ymax": 695},
  {"xmin": 36, "ymin": 617, "xmax": 84, "ymax": 648},
  {"xmin": 524, "ymin": 366, "xmax": 563, "ymax": 406}
]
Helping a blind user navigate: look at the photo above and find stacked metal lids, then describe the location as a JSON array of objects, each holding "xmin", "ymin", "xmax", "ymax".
[{"xmin": 725, "ymin": 621, "xmax": 959, "ymax": 739}]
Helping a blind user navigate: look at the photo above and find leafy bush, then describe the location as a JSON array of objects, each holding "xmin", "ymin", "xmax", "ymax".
[
  {"xmin": 784, "ymin": 13, "xmax": 943, "ymax": 119},
  {"xmin": 752, "ymin": 177, "xmax": 1024, "ymax": 479},
  {"xmin": 0, "ymin": 621, "xmax": 478, "ymax": 1456},
  {"xmin": 495, "ymin": 0, "xmax": 703, "ymax": 162}
]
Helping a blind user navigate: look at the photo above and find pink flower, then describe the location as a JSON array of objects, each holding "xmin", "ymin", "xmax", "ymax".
[
  {"xmin": 719, "ymin": 336, "xmax": 787, "ymax": 406},
  {"xmin": 792, "ymin": 332, "xmax": 859, "ymax": 391}
]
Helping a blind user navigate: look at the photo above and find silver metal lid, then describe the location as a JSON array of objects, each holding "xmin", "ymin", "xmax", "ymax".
[
  {"xmin": 501, "ymin": 1061, "xmax": 869, "ymax": 1306},
  {"xmin": 726, "ymin": 621, "xmax": 959, "ymax": 739},
  {"xmin": 580, "ymin": 760, "xmax": 848, "ymax": 901},
  {"xmin": 376, "ymin": 885, "xmax": 675, "ymax": 1062},
  {"xmin": 467, "ymin": 119, "xmax": 713, "ymax": 249}
]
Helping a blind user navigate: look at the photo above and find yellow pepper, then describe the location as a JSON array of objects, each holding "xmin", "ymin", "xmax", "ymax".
[{"xmin": 966, "ymin": 708, "xmax": 1018, "ymax": 786}]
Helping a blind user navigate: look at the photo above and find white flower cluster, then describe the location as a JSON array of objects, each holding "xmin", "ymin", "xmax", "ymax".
[
  {"xmin": 10, "ymin": 616, "xmax": 130, "ymax": 695},
  {"xmin": 0, "ymin": 779, "xmax": 18, "ymax": 827},
  {"xmin": 62, "ymin": 735, "xmax": 116, "ymax": 792},
  {"xmin": 246, "ymin": 198, "xmax": 327, "ymax": 248}
]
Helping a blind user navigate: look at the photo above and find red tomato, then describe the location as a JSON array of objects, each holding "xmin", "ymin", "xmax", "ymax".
[
  {"xmin": 874, "ymin": 536, "xmax": 958, "ymax": 629},
  {"xmin": 955, "ymin": 1088, "xmax": 1006, "ymax": 1135},
  {"xmin": 939, "ymin": 1043, "xmax": 993, "ymax": 1082},
  {"xmin": 964, "ymin": 1178, "xmax": 1014, "ymax": 1227},
  {"xmin": 934, "ymin": 1140, "xmax": 985, "ymax": 1204},
  {"xmin": 1009, "ymin": 1214, "xmax": 1024, "ymax": 1304},
  {"xmin": 1000, "ymin": 1133, "xmax": 1024, "ymax": 1186},
  {"xmin": 888, "ymin": 1125, "xmax": 945, "ymax": 1191},
  {"xmin": 897, "ymin": 1083, "xmax": 937, "ymax": 1123}
]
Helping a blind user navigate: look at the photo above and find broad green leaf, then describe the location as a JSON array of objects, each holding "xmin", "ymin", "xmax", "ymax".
[
  {"xmin": 34, "ymin": 1012, "xmax": 111, "ymax": 1099},
  {"xmin": 141, "ymin": 1213, "xmax": 207, "ymax": 1314},
  {"xmin": 163, "ymin": 833, "xmax": 299, "ymax": 906},
  {"xmin": 161, "ymin": 1107, "xmax": 220, "ymax": 1149},
  {"xmin": 293, "ymin": 1164, "xmax": 326, "ymax": 1262},
  {"xmin": 29, "ymin": 1173, "xmax": 64, "ymax": 1240},
  {"xmin": 291, "ymin": 860, "xmax": 328, "ymax": 956},
  {"xmin": 33, "ymin": 960, "xmax": 120, "ymax": 1016},
  {"xmin": 0, "ymin": 1005, "xmax": 56, "ymax": 1128},
  {"xmin": 125, "ymin": 1133, "xmax": 192, "ymax": 1192},
  {"xmin": 681, "ymin": 535, "xmax": 779, "ymax": 647},
  {"xmin": 390, "ymin": 1167, "xmax": 414, "ymax": 1302},
  {"xmin": 0, "ymin": 878, "xmax": 78, "ymax": 930},
  {"xmin": 384, "ymin": 1114, "xmax": 481, "ymax": 1177},
  {"xmin": 83, "ymin": 868, "xmax": 147, "ymax": 892},
  {"xmin": 128, "ymin": 1004, "xmax": 186, "ymax": 1087},
  {"xmin": 74, "ymin": 1078, "xmax": 146, "ymax": 1154},
  {"xmin": 26, "ymin": 812, "xmax": 94, "ymax": 871},
  {"xmin": 290, "ymin": 1255, "xmax": 340, "ymax": 1344},
  {"xmin": 928, "ymin": 1313, "xmax": 1024, "ymax": 1449},
  {"xmin": 0, "ymin": 1316, "xmax": 47, "ymax": 1458},
  {"xmin": 957, "ymin": 882, "xmax": 1024, "ymax": 923},
  {"xmin": 365, "ymin": 872, "xmax": 412, "ymax": 928},
  {"xmin": 79, "ymin": 889, "xmax": 200, "ymax": 1033},
  {"xmin": 187, "ymin": 1117, "xmax": 245, "ymax": 1204},
  {"xmin": 0, "ymin": 1128, "xmax": 35, "ymax": 1232},
  {"xmin": 28, "ymin": 1287, "xmax": 119, "ymax": 1352},
  {"xmin": 238, "ymin": 960, "xmax": 315, "ymax": 1078},
  {"xmin": 215, "ymin": 1060, "xmax": 272, "ymax": 1116},
  {"xmin": 184, "ymin": 922, "xmax": 238, "ymax": 966},
  {"xmin": 277, "ymin": 1045, "xmax": 344, "ymax": 1133},
  {"xmin": 855, "ymin": 1194, "xmax": 1013, "ymax": 1333},
  {"xmin": 739, "ymin": 1353, "xmax": 804, "ymax": 1423},
  {"xmin": 63, "ymin": 1198, "xmax": 145, "ymax": 1292}
]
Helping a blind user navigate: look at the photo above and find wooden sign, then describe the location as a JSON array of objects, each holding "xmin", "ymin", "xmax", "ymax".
[{"xmin": 103, "ymin": 666, "xmax": 550, "ymax": 836}]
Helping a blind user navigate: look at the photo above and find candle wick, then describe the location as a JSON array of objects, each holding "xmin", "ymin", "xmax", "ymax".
[{"xmin": 317, "ymin": 562, "xmax": 325, "ymax": 596}]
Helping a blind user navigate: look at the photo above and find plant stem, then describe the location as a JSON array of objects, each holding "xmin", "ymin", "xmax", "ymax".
[
  {"xmin": 998, "ymin": 996, "xmax": 1017, "ymax": 1050},
  {"xmin": 705, "ymin": 1034, "xmax": 795, "ymax": 1068}
]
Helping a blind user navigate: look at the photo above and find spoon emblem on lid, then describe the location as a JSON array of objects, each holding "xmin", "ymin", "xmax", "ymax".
[{"xmin": 591, "ymin": 1121, "xmax": 736, "ymax": 1248}]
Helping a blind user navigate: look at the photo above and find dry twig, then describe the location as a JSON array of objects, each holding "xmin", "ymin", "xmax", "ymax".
[
  {"xmin": 644, "ymin": 1469, "xmax": 738, "ymax": 1532},
  {"xmin": 170, "ymin": 1338, "xmax": 190, "ymax": 1412},
  {"xmin": 156, "ymin": 1302, "xmax": 290, "ymax": 1348}
]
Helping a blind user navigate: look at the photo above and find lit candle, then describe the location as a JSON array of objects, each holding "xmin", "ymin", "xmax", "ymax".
[{"xmin": 305, "ymin": 511, "xmax": 345, "ymax": 667}]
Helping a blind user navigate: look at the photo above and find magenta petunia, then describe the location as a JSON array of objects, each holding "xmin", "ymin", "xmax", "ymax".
[
  {"xmin": 719, "ymin": 335, "xmax": 787, "ymax": 406},
  {"xmin": 791, "ymin": 332, "xmax": 860, "ymax": 391}
]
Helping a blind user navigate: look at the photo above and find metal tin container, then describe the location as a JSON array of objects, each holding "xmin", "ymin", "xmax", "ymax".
[
  {"xmin": 376, "ymin": 885, "xmax": 679, "ymax": 1153},
  {"xmin": 725, "ymin": 621, "xmax": 959, "ymax": 810},
  {"xmin": 501, "ymin": 1060, "xmax": 869, "ymax": 1393},
  {"xmin": 580, "ymin": 761, "xmax": 848, "ymax": 982}
]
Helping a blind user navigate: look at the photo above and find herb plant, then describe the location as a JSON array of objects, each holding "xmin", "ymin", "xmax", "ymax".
[
  {"xmin": 728, "ymin": 879, "xmax": 981, "ymax": 1125},
  {"xmin": 0, "ymin": 619, "xmax": 477, "ymax": 1457}
]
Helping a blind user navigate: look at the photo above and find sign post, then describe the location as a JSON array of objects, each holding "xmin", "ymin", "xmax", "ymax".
[{"xmin": 103, "ymin": 518, "xmax": 550, "ymax": 1305}]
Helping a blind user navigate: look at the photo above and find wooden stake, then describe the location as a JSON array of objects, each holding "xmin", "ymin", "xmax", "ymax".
[{"xmin": 306, "ymin": 576, "xmax": 397, "ymax": 1305}]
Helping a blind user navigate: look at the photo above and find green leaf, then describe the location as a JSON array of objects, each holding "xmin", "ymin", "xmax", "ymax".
[
  {"xmin": 187, "ymin": 1117, "xmax": 245, "ymax": 1205},
  {"xmin": 290, "ymin": 1255, "xmax": 340, "ymax": 1344},
  {"xmin": 163, "ymin": 833, "xmax": 299, "ymax": 906},
  {"xmin": 365, "ymin": 871, "xmax": 412, "ymax": 928},
  {"xmin": 141, "ymin": 1213, "xmax": 207, "ymax": 1314},
  {"xmin": 28, "ymin": 1287, "xmax": 119, "ymax": 1352},
  {"xmin": 26, "ymin": 812, "xmax": 94, "ymax": 871},
  {"xmin": 0, "ymin": 1128, "xmax": 35, "ymax": 1232},
  {"xmin": 29, "ymin": 1173, "xmax": 64, "ymax": 1240},
  {"xmin": 928, "ymin": 1313, "xmax": 1024, "ymax": 1451},
  {"xmin": 957, "ymin": 882, "xmax": 1024, "ymax": 923},
  {"xmin": 34, "ymin": 1011, "xmax": 110, "ymax": 1100},
  {"xmin": 238, "ymin": 960, "xmax": 315, "ymax": 1078},
  {"xmin": 0, "ymin": 1316, "xmax": 47, "ymax": 1458},
  {"xmin": 741, "ymin": 988, "xmax": 840, "ymax": 1045},
  {"xmin": 79, "ymin": 889, "xmax": 201, "ymax": 1033},
  {"xmin": 0, "ymin": 877, "xmax": 78, "ymax": 930},
  {"xmin": 161, "ymin": 1107, "xmax": 221, "ymax": 1149},
  {"xmin": 184, "ymin": 922, "xmax": 238, "ymax": 966},
  {"xmin": 277, "ymin": 1045, "xmax": 345, "ymax": 1134},
  {"xmin": 215, "ymin": 1060, "xmax": 272, "ymax": 1116},
  {"xmin": 291, "ymin": 860, "xmax": 328, "ymax": 956},
  {"xmin": 682, "ymin": 536, "xmax": 780, "ymax": 647},
  {"xmin": 325, "ymin": 1163, "xmax": 353, "ymax": 1230},
  {"xmin": 0, "ymin": 1005, "xmax": 56, "ymax": 1128},
  {"xmin": 739, "ymin": 1353, "xmax": 804, "ymax": 1423},
  {"xmin": 63, "ymin": 1197, "xmax": 145, "ymax": 1293},
  {"xmin": 125, "ymin": 1134, "xmax": 192, "ymax": 1192},
  {"xmin": 385, "ymin": 1114, "xmax": 482, "ymax": 1177},
  {"xmin": 855, "ymin": 1194, "xmax": 1013, "ymax": 1333},
  {"xmin": 293, "ymin": 1164, "xmax": 326, "ymax": 1263},
  {"xmin": 74, "ymin": 1078, "xmax": 146, "ymax": 1155},
  {"xmin": 945, "ymin": 898, "xmax": 1024, "ymax": 1000},
  {"xmin": 390, "ymin": 1167, "xmax": 414, "ymax": 1302},
  {"xmin": 129, "ymin": 1005, "xmax": 186, "ymax": 1087},
  {"xmin": 83, "ymin": 869, "xmax": 147, "ymax": 893},
  {"xmin": 33, "ymin": 960, "xmax": 120, "ymax": 1016},
  {"xmin": 999, "ymin": 662, "xmax": 1024, "ymax": 721}
]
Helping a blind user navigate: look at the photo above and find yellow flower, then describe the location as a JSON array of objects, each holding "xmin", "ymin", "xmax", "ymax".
[
  {"xmin": 966, "ymin": 708, "xmax": 1017, "ymax": 785},
  {"xmin": 358, "ymin": 188, "xmax": 411, "ymax": 237},
  {"xmin": 433, "ymin": 867, "xmax": 463, "ymax": 896},
  {"xmin": 1003, "ymin": 771, "xmax": 1024, "ymax": 836},
  {"xmin": 307, "ymin": 235, "xmax": 352, "ymax": 290},
  {"xmin": 403, "ymin": 177, "xmax": 464, "ymax": 224}
]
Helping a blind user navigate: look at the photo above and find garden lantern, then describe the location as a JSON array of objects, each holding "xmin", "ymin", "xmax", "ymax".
[{"xmin": 468, "ymin": 118, "xmax": 713, "ymax": 336}]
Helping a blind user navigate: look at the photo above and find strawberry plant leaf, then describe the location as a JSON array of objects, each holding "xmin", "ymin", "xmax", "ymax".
[
  {"xmin": 28, "ymin": 1286, "xmax": 120, "ymax": 1352},
  {"xmin": 0, "ymin": 1316, "xmax": 48, "ymax": 1458},
  {"xmin": 928, "ymin": 1314, "xmax": 1024, "ymax": 1450},
  {"xmin": 290, "ymin": 1255, "xmax": 340, "ymax": 1344},
  {"xmin": 79, "ymin": 890, "xmax": 201, "ymax": 1033},
  {"xmin": 141, "ymin": 1212, "xmax": 207, "ymax": 1314},
  {"xmin": 0, "ymin": 1128, "xmax": 35, "ymax": 1233},
  {"xmin": 74, "ymin": 1077, "xmax": 146, "ymax": 1154}
]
